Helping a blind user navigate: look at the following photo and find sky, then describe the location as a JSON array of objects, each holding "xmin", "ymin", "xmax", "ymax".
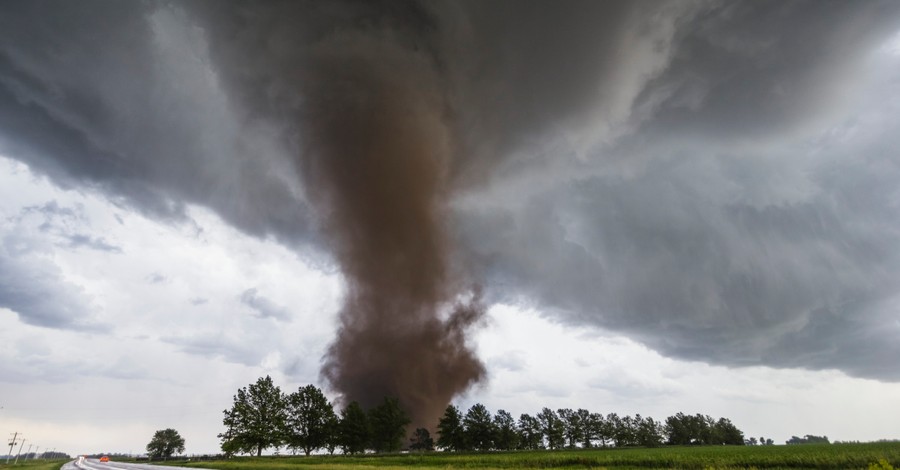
[{"xmin": 2, "ymin": 0, "xmax": 900, "ymax": 455}]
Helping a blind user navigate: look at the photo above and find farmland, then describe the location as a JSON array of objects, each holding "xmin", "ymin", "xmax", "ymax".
[
  {"xmin": 166, "ymin": 443, "xmax": 900, "ymax": 469},
  {"xmin": 3, "ymin": 459, "xmax": 70, "ymax": 470}
]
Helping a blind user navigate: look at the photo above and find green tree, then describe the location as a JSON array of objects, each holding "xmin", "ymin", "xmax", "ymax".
[
  {"xmin": 538, "ymin": 408, "xmax": 565, "ymax": 450},
  {"xmin": 620, "ymin": 414, "xmax": 638, "ymax": 446},
  {"xmin": 635, "ymin": 415, "xmax": 664, "ymax": 447},
  {"xmin": 607, "ymin": 413, "xmax": 628, "ymax": 447},
  {"xmin": 517, "ymin": 413, "xmax": 544, "ymax": 450},
  {"xmin": 786, "ymin": 434, "xmax": 830, "ymax": 445},
  {"xmin": 436, "ymin": 404, "xmax": 466, "ymax": 451},
  {"xmin": 409, "ymin": 428, "xmax": 434, "ymax": 452},
  {"xmin": 368, "ymin": 397, "xmax": 410, "ymax": 453},
  {"xmin": 146, "ymin": 428, "xmax": 185, "ymax": 461},
  {"xmin": 713, "ymin": 418, "xmax": 744, "ymax": 445},
  {"xmin": 285, "ymin": 384, "xmax": 337, "ymax": 456},
  {"xmin": 464, "ymin": 403, "xmax": 496, "ymax": 451},
  {"xmin": 589, "ymin": 412, "xmax": 612, "ymax": 447},
  {"xmin": 493, "ymin": 409, "xmax": 519, "ymax": 451},
  {"xmin": 665, "ymin": 412, "xmax": 708, "ymax": 445},
  {"xmin": 338, "ymin": 401, "xmax": 370, "ymax": 454},
  {"xmin": 574, "ymin": 409, "xmax": 592, "ymax": 448},
  {"xmin": 323, "ymin": 412, "xmax": 340, "ymax": 455},
  {"xmin": 558, "ymin": 408, "xmax": 585, "ymax": 448},
  {"xmin": 219, "ymin": 375, "xmax": 287, "ymax": 456}
]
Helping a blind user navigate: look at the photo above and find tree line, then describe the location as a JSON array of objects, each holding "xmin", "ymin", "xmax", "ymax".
[
  {"xmin": 786, "ymin": 434, "xmax": 830, "ymax": 445},
  {"xmin": 219, "ymin": 376, "xmax": 410, "ymax": 456},
  {"xmin": 219, "ymin": 377, "xmax": 747, "ymax": 456},
  {"xmin": 434, "ymin": 406, "xmax": 745, "ymax": 451}
]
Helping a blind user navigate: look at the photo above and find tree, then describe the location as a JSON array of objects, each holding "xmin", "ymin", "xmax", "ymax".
[
  {"xmin": 584, "ymin": 412, "xmax": 606, "ymax": 448},
  {"xmin": 616, "ymin": 415, "xmax": 643, "ymax": 447},
  {"xmin": 587, "ymin": 412, "xmax": 610, "ymax": 448},
  {"xmin": 538, "ymin": 408, "xmax": 564, "ymax": 450},
  {"xmin": 437, "ymin": 404, "xmax": 466, "ymax": 451},
  {"xmin": 409, "ymin": 428, "xmax": 434, "ymax": 452},
  {"xmin": 607, "ymin": 413, "xmax": 627, "ymax": 447},
  {"xmin": 493, "ymin": 409, "xmax": 519, "ymax": 451},
  {"xmin": 285, "ymin": 384, "xmax": 337, "ymax": 456},
  {"xmin": 787, "ymin": 434, "xmax": 830, "ymax": 445},
  {"xmin": 323, "ymin": 412, "xmax": 340, "ymax": 455},
  {"xmin": 464, "ymin": 403, "xmax": 496, "ymax": 451},
  {"xmin": 368, "ymin": 397, "xmax": 410, "ymax": 453},
  {"xmin": 558, "ymin": 408, "xmax": 586, "ymax": 449},
  {"xmin": 574, "ymin": 409, "xmax": 592, "ymax": 448},
  {"xmin": 338, "ymin": 401, "xmax": 370, "ymax": 455},
  {"xmin": 665, "ymin": 413, "xmax": 709, "ymax": 446},
  {"xmin": 665, "ymin": 413, "xmax": 690, "ymax": 445},
  {"xmin": 146, "ymin": 428, "xmax": 185, "ymax": 461},
  {"xmin": 517, "ymin": 413, "xmax": 544, "ymax": 450},
  {"xmin": 219, "ymin": 375, "xmax": 287, "ymax": 456},
  {"xmin": 635, "ymin": 416, "xmax": 664, "ymax": 447},
  {"xmin": 713, "ymin": 418, "xmax": 744, "ymax": 445},
  {"xmin": 664, "ymin": 413, "xmax": 746, "ymax": 446}
]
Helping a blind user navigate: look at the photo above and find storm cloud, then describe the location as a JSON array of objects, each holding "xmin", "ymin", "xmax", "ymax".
[{"xmin": 1, "ymin": 0, "xmax": 899, "ymax": 418}]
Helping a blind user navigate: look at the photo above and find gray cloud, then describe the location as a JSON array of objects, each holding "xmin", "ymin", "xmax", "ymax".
[
  {"xmin": 458, "ymin": 26, "xmax": 900, "ymax": 381},
  {"xmin": 627, "ymin": 1, "xmax": 900, "ymax": 146},
  {"xmin": 0, "ymin": 232, "xmax": 101, "ymax": 331},
  {"xmin": 488, "ymin": 351, "xmax": 528, "ymax": 372},
  {"xmin": 2, "ymin": 0, "xmax": 900, "ymax": 383},
  {"xmin": 0, "ymin": 0, "xmax": 317, "ymax": 249},
  {"xmin": 15, "ymin": 200, "xmax": 122, "ymax": 252},
  {"xmin": 162, "ymin": 334, "xmax": 266, "ymax": 367},
  {"xmin": 239, "ymin": 288, "xmax": 291, "ymax": 322},
  {"xmin": 62, "ymin": 233, "xmax": 122, "ymax": 253}
]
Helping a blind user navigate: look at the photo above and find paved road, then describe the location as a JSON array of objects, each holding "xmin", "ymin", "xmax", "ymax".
[{"xmin": 63, "ymin": 458, "xmax": 209, "ymax": 470}]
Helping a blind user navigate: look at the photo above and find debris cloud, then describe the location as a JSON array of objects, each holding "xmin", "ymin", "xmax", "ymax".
[{"xmin": 297, "ymin": 29, "xmax": 485, "ymax": 428}]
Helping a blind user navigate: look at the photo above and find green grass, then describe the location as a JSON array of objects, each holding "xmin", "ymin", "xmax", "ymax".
[
  {"xmin": 163, "ymin": 443, "xmax": 900, "ymax": 469},
  {"xmin": 0, "ymin": 458, "xmax": 68, "ymax": 470}
]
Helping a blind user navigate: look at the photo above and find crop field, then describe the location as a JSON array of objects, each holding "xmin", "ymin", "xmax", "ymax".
[
  {"xmin": 165, "ymin": 443, "xmax": 900, "ymax": 470},
  {"xmin": 3, "ymin": 459, "xmax": 70, "ymax": 470}
]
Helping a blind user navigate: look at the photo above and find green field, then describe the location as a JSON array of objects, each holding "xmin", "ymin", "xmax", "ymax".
[
  {"xmin": 0, "ymin": 459, "xmax": 69, "ymax": 470},
  {"xmin": 164, "ymin": 443, "xmax": 900, "ymax": 469}
]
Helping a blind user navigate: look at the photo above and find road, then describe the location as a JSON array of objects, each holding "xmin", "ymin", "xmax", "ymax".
[{"xmin": 62, "ymin": 458, "xmax": 208, "ymax": 470}]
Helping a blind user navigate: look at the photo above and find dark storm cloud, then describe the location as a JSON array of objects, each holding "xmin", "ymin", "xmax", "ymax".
[
  {"xmin": 628, "ymin": 0, "xmax": 900, "ymax": 145},
  {"xmin": 2, "ymin": 0, "xmax": 900, "ymax": 396},
  {"xmin": 0, "ymin": 0, "xmax": 317, "ymax": 247},
  {"xmin": 456, "ymin": 2, "xmax": 900, "ymax": 380}
]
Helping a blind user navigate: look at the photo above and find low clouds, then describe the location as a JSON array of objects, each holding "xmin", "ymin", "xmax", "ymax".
[
  {"xmin": 0, "ymin": 202, "xmax": 105, "ymax": 331},
  {"xmin": 240, "ymin": 288, "xmax": 292, "ymax": 322},
  {"xmin": 0, "ymin": 240, "xmax": 98, "ymax": 331},
  {"xmin": 2, "ymin": 0, "xmax": 900, "ymax": 384}
]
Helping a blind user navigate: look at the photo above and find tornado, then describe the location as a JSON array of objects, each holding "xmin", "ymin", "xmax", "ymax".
[{"xmin": 297, "ymin": 31, "xmax": 485, "ymax": 429}]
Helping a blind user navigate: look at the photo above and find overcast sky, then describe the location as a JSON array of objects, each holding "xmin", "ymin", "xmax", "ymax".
[{"xmin": 2, "ymin": 0, "xmax": 900, "ymax": 455}]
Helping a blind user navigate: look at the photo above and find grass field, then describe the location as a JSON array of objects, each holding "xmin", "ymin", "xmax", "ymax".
[
  {"xmin": 0, "ymin": 459, "xmax": 69, "ymax": 470},
  {"xmin": 165, "ymin": 443, "xmax": 900, "ymax": 469}
]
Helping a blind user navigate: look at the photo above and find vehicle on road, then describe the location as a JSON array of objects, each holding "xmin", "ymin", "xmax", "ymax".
[{"xmin": 99, "ymin": 456, "xmax": 109, "ymax": 462}]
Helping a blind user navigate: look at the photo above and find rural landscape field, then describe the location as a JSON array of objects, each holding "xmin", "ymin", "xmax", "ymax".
[{"xmin": 159, "ymin": 443, "xmax": 900, "ymax": 470}]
